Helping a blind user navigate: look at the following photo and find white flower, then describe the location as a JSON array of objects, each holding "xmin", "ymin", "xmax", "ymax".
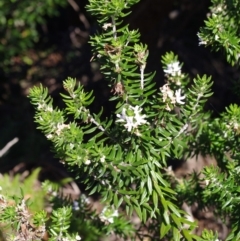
[
  {"xmin": 46, "ymin": 134, "xmax": 53, "ymax": 139},
  {"xmin": 233, "ymin": 122, "xmax": 239, "ymax": 130},
  {"xmin": 76, "ymin": 235, "xmax": 81, "ymax": 240},
  {"xmin": 124, "ymin": 116, "xmax": 137, "ymax": 132},
  {"xmin": 165, "ymin": 103, "xmax": 172, "ymax": 112},
  {"xmin": 160, "ymin": 84, "xmax": 176, "ymax": 104},
  {"xmin": 81, "ymin": 194, "xmax": 90, "ymax": 204},
  {"xmin": 102, "ymin": 23, "xmax": 112, "ymax": 30},
  {"xmin": 116, "ymin": 105, "xmax": 147, "ymax": 132},
  {"xmin": 197, "ymin": 33, "xmax": 207, "ymax": 46},
  {"xmin": 116, "ymin": 109, "xmax": 136, "ymax": 131},
  {"xmin": 85, "ymin": 159, "xmax": 91, "ymax": 165},
  {"xmin": 164, "ymin": 61, "xmax": 181, "ymax": 76},
  {"xmin": 199, "ymin": 40, "xmax": 207, "ymax": 46},
  {"xmin": 69, "ymin": 143, "xmax": 74, "ymax": 149},
  {"xmin": 100, "ymin": 155, "xmax": 105, "ymax": 163},
  {"xmin": 99, "ymin": 206, "xmax": 119, "ymax": 224},
  {"xmin": 175, "ymin": 89, "xmax": 185, "ymax": 105},
  {"xmin": 56, "ymin": 123, "xmax": 70, "ymax": 136},
  {"xmin": 46, "ymin": 106, "xmax": 53, "ymax": 112},
  {"xmin": 37, "ymin": 103, "xmax": 45, "ymax": 110},
  {"xmin": 131, "ymin": 105, "xmax": 148, "ymax": 125},
  {"xmin": 160, "ymin": 86, "xmax": 186, "ymax": 110}
]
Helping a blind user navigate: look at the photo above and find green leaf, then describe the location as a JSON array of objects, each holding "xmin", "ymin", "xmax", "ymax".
[
  {"xmin": 147, "ymin": 176, "xmax": 152, "ymax": 195},
  {"xmin": 89, "ymin": 185, "xmax": 98, "ymax": 195},
  {"xmin": 134, "ymin": 205, "xmax": 142, "ymax": 220},
  {"xmin": 170, "ymin": 213, "xmax": 181, "ymax": 228},
  {"xmin": 113, "ymin": 192, "xmax": 118, "ymax": 208},
  {"xmin": 117, "ymin": 196, "xmax": 123, "ymax": 208},
  {"xmin": 163, "ymin": 210, "xmax": 170, "ymax": 225},
  {"xmin": 152, "ymin": 190, "xmax": 158, "ymax": 210},
  {"xmin": 182, "ymin": 229, "xmax": 193, "ymax": 241},
  {"xmin": 140, "ymin": 189, "xmax": 148, "ymax": 205},
  {"xmin": 168, "ymin": 202, "xmax": 181, "ymax": 218},
  {"xmin": 160, "ymin": 222, "xmax": 171, "ymax": 239},
  {"xmin": 173, "ymin": 227, "xmax": 181, "ymax": 241},
  {"xmin": 84, "ymin": 126, "xmax": 97, "ymax": 134},
  {"xmin": 142, "ymin": 208, "xmax": 147, "ymax": 223},
  {"xmin": 141, "ymin": 202, "xmax": 152, "ymax": 212}
]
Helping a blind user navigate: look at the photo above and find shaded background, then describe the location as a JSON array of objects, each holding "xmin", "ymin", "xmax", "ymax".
[{"xmin": 0, "ymin": 1, "xmax": 240, "ymax": 234}]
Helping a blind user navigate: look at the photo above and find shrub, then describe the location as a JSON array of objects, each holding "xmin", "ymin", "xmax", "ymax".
[{"xmin": 1, "ymin": 0, "xmax": 240, "ymax": 240}]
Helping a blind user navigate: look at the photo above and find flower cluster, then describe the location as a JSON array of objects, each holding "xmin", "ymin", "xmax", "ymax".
[
  {"xmin": 37, "ymin": 102, "xmax": 53, "ymax": 112},
  {"xmin": 116, "ymin": 105, "xmax": 148, "ymax": 132},
  {"xmin": 164, "ymin": 61, "xmax": 182, "ymax": 85},
  {"xmin": 55, "ymin": 123, "xmax": 70, "ymax": 136},
  {"xmin": 99, "ymin": 206, "xmax": 119, "ymax": 224},
  {"xmin": 226, "ymin": 120, "xmax": 240, "ymax": 135},
  {"xmin": 160, "ymin": 84, "xmax": 185, "ymax": 111},
  {"xmin": 85, "ymin": 159, "xmax": 91, "ymax": 165},
  {"xmin": 164, "ymin": 61, "xmax": 181, "ymax": 76},
  {"xmin": 197, "ymin": 32, "xmax": 207, "ymax": 46}
]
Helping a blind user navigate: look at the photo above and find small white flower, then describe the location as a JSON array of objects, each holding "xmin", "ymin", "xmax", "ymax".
[
  {"xmin": 102, "ymin": 23, "xmax": 112, "ymax": 30},
  {"xmin": 46, "ymin": 106, "xmax": 53, "ymax": 112},
  {"xmin": 85, "ymin": 159, "xmax": 91, "ymax": 165},
  {"xmin": 69, "ymin": 143, "xmax": 74, "ymax": 149},
  {"xmin": 0, "ymin": 186, "xmax": 2, "ymax": 191},
  {"xmin": 116, "ymin": 107, "xmax": 127, "ymax": 121},
  {"xmin": 46, "ymin": 134, "xmax": 53, "ymax": 139},
  {"xmin": 160, "ymin": 84, "xmax": 176, "ymax": 104},
  {"xmin": 131, "ymin": 106, "xmax": 148, "ymax": 125},
  {"xmin": 76, "ymin": 235, "xmax": 81, "ymax": 240},
  {"xmin": 100, "ymin": 155, "xmax": 105, "ymax": 163},
  {"xmin": 205, "ymin": 180, "xmax": 210, "ymax": 186},
  {"xmin": 164, "ymin": 61, "xmax": 181, "ymax": 76},
  {"xmin": 116, "ymin": 105, "xmax": 147, "ymax": 132},
  {"xmin": 81, "ymin": 194, "xmax": 90, "ymax": 204},
  {"xmin": 165, "ymin": 103, "xmax": 172, "ymax": 111},
  {"xmin": 233, "ymin": 122, "xmax": 239, "ymax": 130},
  {"xmin": 116, "ymin": 108, "xmax": 134, "ymax": 131},
  {"xmin": 197, "ymin": 33, "xmax": 207, "ymax": 46},
  {"xmin": 175, "ymin": 89, "xmax": 185, "ymax": 105},
  {"xmin": 37, "ymin": 103, "xmax": 45, "ymax": 110},
  {"xmin": 124, "ymin": 116, "xmax": 137, "ymax": 132},
  {"xmin": 52, "ymin": 191, "xmax": 58, "ymax": 197},
  {"xmin": 99, "ymin": 206, "xmax": 119, "ymax": 224},
  {"xmin": 56, "ymin": 123, "xmax": 70, "ymax": 136},
  {"xmin": 199, "ymin": 40, "xmax": 207, "ymax": 46}
]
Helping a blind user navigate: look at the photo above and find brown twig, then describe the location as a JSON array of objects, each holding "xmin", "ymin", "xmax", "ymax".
[{"xmin": 0, "ymin": 137, "xmax": 19, "ymax": 158}]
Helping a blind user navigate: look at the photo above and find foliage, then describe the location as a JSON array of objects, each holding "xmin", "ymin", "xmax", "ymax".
[
  {"xmin": 0, "ymin": 0, "xmax": 67, "ymax": 68},
  {"xmin": 198, "ymin": 0, "xmax": 240, "ymax": 66},
  {"xmin": 1, "ymin": 0, "xmax": 240, "ymax": 240},
  {"xmin": 0, "ymin": 168, "xmax": 45, "ymax": 212},
  {"xmin": 0, "ymin": 170, "xmax": 132, "ymax": 241}
]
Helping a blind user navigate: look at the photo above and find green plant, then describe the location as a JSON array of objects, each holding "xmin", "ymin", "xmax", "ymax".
[
  {"xmin": 0, "ymin": 168, "xmax": 45, "ymax": 212},
  {"xmin": 1, "ymin": 0, "xmax": 240, "ymax": 240},
  {"xmin": 198, "ymin": 0, "xmax": 240, "ymax": 66}
]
